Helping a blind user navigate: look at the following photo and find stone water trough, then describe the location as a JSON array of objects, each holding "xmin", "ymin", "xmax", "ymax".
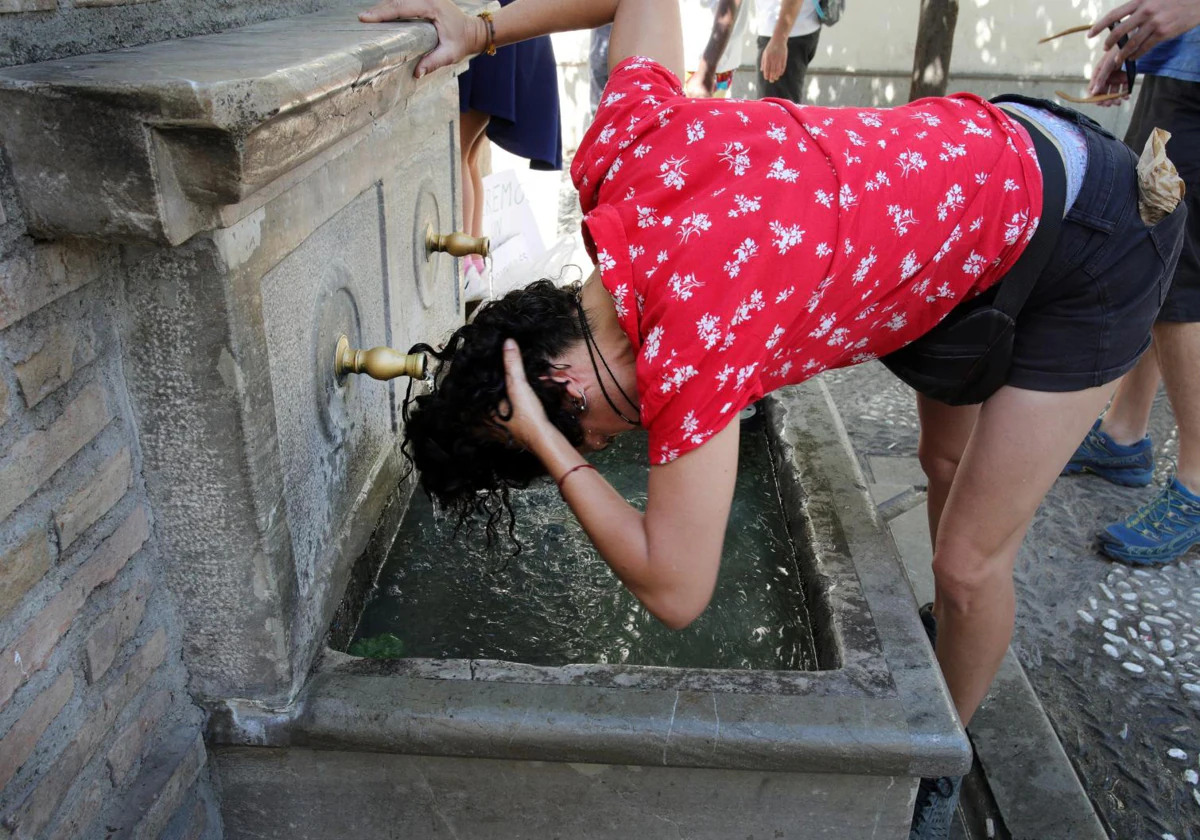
[
  {"xmin": 211, "ymin": 380, "xmax": 970, "ymax": 839},
  {"xmin": 0, "ymin": 2, "xmax": 969, "ymax": 834}
]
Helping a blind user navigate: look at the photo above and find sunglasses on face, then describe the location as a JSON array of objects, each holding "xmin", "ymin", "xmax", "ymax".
[{"xmin": 1039, "ymin": 22, "xmax": 1137, "ymax": 104}]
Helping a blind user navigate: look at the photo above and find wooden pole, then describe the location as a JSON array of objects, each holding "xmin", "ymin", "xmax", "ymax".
[{"xmin": 909, "ymin": 0, "xmax": 959, "ymax": 101}]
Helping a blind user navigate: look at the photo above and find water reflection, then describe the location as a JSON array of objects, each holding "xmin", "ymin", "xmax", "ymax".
[{"xmin": 353, "ymin": 409, "xmax": 818, "ymax": 670}]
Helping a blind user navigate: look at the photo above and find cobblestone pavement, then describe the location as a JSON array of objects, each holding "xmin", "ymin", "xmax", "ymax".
[{"xmin": 824, "ymin": 362, "xmax": 1200, "ymax": 840}]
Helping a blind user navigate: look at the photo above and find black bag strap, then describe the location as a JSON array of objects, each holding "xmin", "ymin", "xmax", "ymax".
[{"xmin": 987, "ymin": 107, "xmax": 1068, "ymax": 318}]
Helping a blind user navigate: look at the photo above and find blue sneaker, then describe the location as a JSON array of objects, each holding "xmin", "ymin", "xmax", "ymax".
[
  {"xmin": 1061, "ymin": 420, "xmax": 1154, "ymax": 487},
  {"xmin": 909, "ymin": 774, "xmax": 963, "ymax": 839},
  {"xmin": 1100, "ymin": 477, "xmax": 1200, "ymax": 565}
]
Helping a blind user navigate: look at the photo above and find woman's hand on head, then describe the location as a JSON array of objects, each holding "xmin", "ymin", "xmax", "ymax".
[
  {"xmin": 359, "ymin": 0, "xmax": 485, "ymax": 77},
  {"xmin": 496, "ymin": 339, "xmax": 559, "ymax": 452}
]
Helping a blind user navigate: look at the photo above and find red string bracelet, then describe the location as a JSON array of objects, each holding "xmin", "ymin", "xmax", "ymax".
[{"xmin": 556, "ymin": 463, "xmax": 597, "ymax": 492}]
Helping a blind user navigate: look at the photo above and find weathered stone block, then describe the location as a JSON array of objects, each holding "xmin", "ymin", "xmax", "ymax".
[
  {"xmin": 110, "ymin": 728, "xmax": 206, "ymax": 840},
  {"xmin": 0, "ymin": 375, "xmax": 9, "ymax": 429},
  {"xmin": 0, "ymin": 244, "xmax": 105, "ymax": 331},
  {"xmin": 72, "ymin": 0, "xmax": 158, "ymax": 6},
  {"xmin": 0, "ymin": 0, "xmax": 55, "ymax": 13},
  {"xmin": 85, "ymin": 576, "xmax": 151, "ymax": 684},
  {"xmin": 0, "ymin": 505, "xmax": 148, "ymax": 710},
  {"xmin": 0, "ymin": 383, "xmax": 112, "ymax": 524},
  {"xmin": 0, "ymin": 527, "xmax": 52, "ymax": 618},
  {"xmin": 1, "ymin": 627, "xmax": 167, "ymax": 839},
  {"xmin": 0, "ymin": 670, "xmax": 74, "ymax": 791},
  {"xmin": 106, "ymin": 688, "xmax": 170, "ymax": 786},
  {"xmin": 13, "ymin": 324, "xmax": 96, "ymax": 409},
  {"xmin": 55, "ymin": 447, "xmax": 131, "ymax": 550}
]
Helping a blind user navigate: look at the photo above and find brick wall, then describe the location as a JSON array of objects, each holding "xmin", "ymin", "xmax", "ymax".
[
  {"xmin": 0, "ymin": 216, "xmax": 221, "ymax": 834},
  {"xmin": 0, "ymin": 3, "xmax": 326, "ymax": 838}
]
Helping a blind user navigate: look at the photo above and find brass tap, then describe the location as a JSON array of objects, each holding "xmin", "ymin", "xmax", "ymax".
[
  {"xmin": 426, "ymin": 227, "xmax": 490, "ymax": 258},
  {"xmin": 334, "ymin": 335, "xmax": 427, "ymax": 382}
]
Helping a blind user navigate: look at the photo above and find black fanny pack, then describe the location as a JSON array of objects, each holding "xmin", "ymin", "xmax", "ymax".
[{"xmin": 880, "ymin": 104, "xmax": 1068, "ymax": 406}]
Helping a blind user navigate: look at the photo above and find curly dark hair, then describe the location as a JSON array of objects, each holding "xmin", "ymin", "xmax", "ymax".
[{"xmin": 401, "ymin": 279, "xmax": 587, "ymax": 547}]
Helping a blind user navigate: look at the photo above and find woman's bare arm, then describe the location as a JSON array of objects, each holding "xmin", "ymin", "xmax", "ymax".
[
  {"xmin": 497, "ymin": 340, "xmax": 738, "ymax": 629},
  {"xmin": 360, "ymin": 0, "xmax": 684, "ymax": 80}
]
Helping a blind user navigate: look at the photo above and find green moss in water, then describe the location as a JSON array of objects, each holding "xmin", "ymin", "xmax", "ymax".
[{"xmin": 348, "ymin": 633, "xmax": 406, "ymax": 659}]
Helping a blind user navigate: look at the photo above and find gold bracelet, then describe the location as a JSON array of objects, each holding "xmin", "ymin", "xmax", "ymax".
[{"xmin": 478, "ymin": 10, "xmax": 497, "ymax": 56}]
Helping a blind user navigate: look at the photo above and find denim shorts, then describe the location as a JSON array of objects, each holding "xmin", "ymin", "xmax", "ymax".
[
  {"xmin": 990, "ymin": 95, "xmax": 1189, "ymax": 392},
  {"xmin": 1123, "ymin": 74, "xmax": 1200, "ymax": 323}
]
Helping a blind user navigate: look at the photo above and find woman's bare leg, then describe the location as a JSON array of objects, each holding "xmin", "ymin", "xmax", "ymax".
[
  {"xmin": 459, "ymin": 109, "xmax": 490, "ymax": 238},
  {"xmin": 917, "ymin": 396, "xmax": 980, "ymax": 548},
  {"xmin": 928, "ymin": 383, "xmax": 1116, "ymax": 725},
  {"xmin": 1098, "ymin": 344, "xmax": 1160, "ymax": 445}
]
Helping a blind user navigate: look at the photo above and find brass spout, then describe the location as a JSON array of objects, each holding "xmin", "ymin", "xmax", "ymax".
[
  {"xmin": 334, "ymin": 335, "xmax": 427, "ymax": 382},
  {"xmin": 426, "ymin": 227, "xmax": 490, "ymax": 258}
]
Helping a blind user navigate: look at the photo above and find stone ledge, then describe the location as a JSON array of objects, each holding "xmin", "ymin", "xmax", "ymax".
[{"xmin": 0, "ymin": 0, "xmax": 480, "ymax": 245}]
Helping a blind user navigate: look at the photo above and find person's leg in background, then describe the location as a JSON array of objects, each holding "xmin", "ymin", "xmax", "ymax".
[
  {"xmin": 1063, "ymin": 74, "xmax": 1200, "ymax": 564},
  {"xmin": 755, "ymin": 30, "xmax": 819, "ymax": 102},
  {"xmin": 459, "ymin": 110, "xmax": 490, "ymax": 276},
  {"xmin": 589, "ymin": 23, "xmax": 613, "ymax": 118}
]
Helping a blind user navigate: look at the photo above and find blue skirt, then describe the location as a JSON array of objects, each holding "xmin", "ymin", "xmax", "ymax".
[{"xmin": 459, "ymin": 4, "xmax": 562, "ymax": 171}]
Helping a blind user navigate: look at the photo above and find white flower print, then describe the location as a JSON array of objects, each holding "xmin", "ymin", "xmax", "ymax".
[
  {"xmin": 855, "ymin": 303, "xmax": 877, "ymax": 322},
  {"xmin": 886, "ymin": 312, "xmax": 908, "ymax": 331},
  {"xmin": 662, "ymin": 215, "xmax": 674, "ymax": 226},
  {"xmin": 887, "ymin": 205, "xmax": 919, "ymax": 236},
  {"xmin": 807, "ymin": 277, "xmax": 833, "ymax": 313},
  {"xmin": 776, "ymin": 286, "xmax": 795, "ymax": 304},
  {"xmin": 603, "ymin": 91, "xmax": 626, "ymax": 106},
  {"xmin": 803, "ymin": 359, "xmax": 826, "ymax": 373},
  {"xmin": 807, "ymin": 125, "xmax": 826, "ymax": 137},
  {"xmin": 974, "ymin": 171, "xmax": 988, "ymax": 185},
  {"xmin": 767, "ymin": 156, "xmax": 800, "ymax": 183},
  {"xmin": 933, "ymin": 224, "xmax": 963, "ymax": 263},
  {"xmin": 597, "ymin": 124, "xmax": 616, "ymax": 145},
  {"xmin": 658, "ymin": 444, "xmax": 679, "ymax": 465},
  {"xmin": 960, "ymin": 118, "xmax": 992, "ymax": 137},
  {"xmin": 611, "ymin": 283, "xmax": 629, "ymax": 317},
  {"xmin": 772, "ymin": 361, "xmax": 794, "ymax": 378},
  {"xmin": 677, "ymin": 212, "xmax": 712, "ymax": 243},
  {"xmin": 969, "ymin": 217, "xmax": 983, "ymax": 232},
  {"xmin": 843, "ymin": 149, "xmax": 862, "ymax": 166},
  {"xmin": 661, "ymin": 364, "xmax": 698, "ymax": 394},
  {"xmin": 636, "ymin": 206, "xmax": 659, "ymax": 228},
  {"xmin": 815, "ymin": 242, "xmax": 833, "ymax": 258},
  {"xmin": 730, "ymin": 290, "xmax": 766, "ymax": 327},
  {"xmin": 657, "ymin": 250, "xmax": 669, "ymax": 263},
  {"xmin": 659, "ymin": 157, "xmax": 688, "ymax": 191},
  {"xmin": 896, "ymin": 150, "xmax": 928, "ymax": 177},
  {"xmin": 859, "ymin": 111, "xmax": 884, "ymax": 128},
  {"xmin": 814, "ymin": 189, "xmax": 834, "ymax": 208},
  {"xmin": 1025, "ymin": 216, "xmax": 1040, "ymax": 244},
  {"xmin": 877, "ymin": 139, "xmax": 888, "ymax": 149},
  {"xmin": 716, "ymin": 364, "xmax": 735, "ymax": 389},
  {"xmin": 624, "ymin": 187, "xmax": 636, "ymax": 201},
  {"xmin": 728, "ymin": 194, "xmax": 762, "ymax": 218},
  {"xmin": 839, "ymin": 184, "xmax": 859, "ymax": 210},
  {"xmin": 767, "ymin": 124, "xmax": 788, "ymax": 143},
  {"xmin": 629, "ymin": 244, "xmax": 645, "ymax": 261},
  {"xmin": 765, "ymin": 325, "xmax": 786, "ymax": 349},
  {"xmin": 828, "ymin": 327, "xmax": 850, "ymax": 346},
  {"xmin": 644, "ymin": 325, "xmax": 665, "ymax": 361},
  {"xmin": 606, "ymin": 156, "xmax": 624, "ymax": 179},
  {"xmin": 850, "ymin": 353, "xmax": 877, "ymax": 364},
  {"xmin": 865, "ymin": 170, "xmax": 892, "ymax": 191},
  {"xmin": 843, "ymin": 238, "xmax": 855, "ymax": 256},
  {"xmin": 686, "ymin": 119, "xmax": 706, "ymax": 144},
  {"xmin": 911, "ymin": 112, "xmax": 941, "ymax": 127},
  {"xmin": 682, "ymin": 411, "xmax": 699, "ymax": 435},
  {"xmin": 936, "ymin": 184, "xmax": 964, "ymax": 221},
  {"xmin": 598, "ymin": 250, "xmax": 616, "ymax": 272},
  {"xmin": 852, "ymin": 248, "xmax": 877, "ymax": 284},
  {"xmin": 936, "ymin": 281, "xmax": 954, "ymax": 298},
  {"xmin": 963, "ymin": 252, "xmax": 988, "ymax": 276},
  {"xmin": 633, "ymin": 143, "xmax": 652, "ymax": 158},
  {"xmin": 719, "ymin": 141, "xmax": 751, "ymax": 176},
  {"xmin": 810, "ymin": 313, "xmax": 837, "ymax": 339},
  {"xmin": 796, "ymin": 137, "xmax": 808, "ymax": 153},
  {"xmin": 720, "ymin": 402, "xmax": 734, "ymax": 414},
  {"xmin": 735, "ymin": 363, "xmax": 758, "ymax": 391},
  {"xmin": 657, "ymin": 107, "xmax": 674, "ymax": 128},
  {"xmin": 670, "ymin": 271, "xmax": 705, "ymax": 301},
  {"xmin": 846, "ymin": 130, "xmax": 867, "ymax": 147},
  {"xmin": 769, "ymin": 221, "xmax": 805, "ymax": 254},
  {"xmin": 698, "ymin": 314, "xmax": 723, "ymax": 350},
  {"xmin": 736, "ymin": 110, "xmax": 750, "ymax": 125},
  {"xmin": 939, "ymin": 142, "xmax": 967, "ymax": 162},
  {"xmin": 1003, "ymin": 178, "xmax": 1020, "ymax": 192},
  {"xmin": 900, "ymin": 250, "xmax": 921, "ymax": 281},
  {"xmin": 724, "ymin": 237, "xmax": 760, "ymax": 278}
]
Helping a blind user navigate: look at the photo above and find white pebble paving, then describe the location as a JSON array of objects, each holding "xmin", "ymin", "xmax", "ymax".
[
  {"xmin": 1104, "ymin": 644, "xmax": 1121, "ymax": 659},
  {"xmin": 1103, "ymin": 618, "xmax": 1119, "ymax": 632},
  {"xmin": 1077, "ymin": 610, "xmax": 1095, "ymax": 625},
  {"xmin": 1169, "ymin": 748, "xmax": 1188, "ymax": 760},
  {"xmin": 1186, "ymin": 769, "xmax": 1199, "ymax": 784},
  {"xmin": 1123, "ymin": 662, "xmax": 1146, "ymax": 674}
]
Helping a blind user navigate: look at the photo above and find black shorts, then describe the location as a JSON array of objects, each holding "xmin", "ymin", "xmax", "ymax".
[
  {"xmin": 992, "ymin": 96, "xmax": 1188, "ymax": 392},
  {"xmin": 1123, "ymin": 74, "xmax": 1200, "ymax": 323},
  {"xmin": 755, "ymin": 31, "xmax": 820, "ymax": 104}
]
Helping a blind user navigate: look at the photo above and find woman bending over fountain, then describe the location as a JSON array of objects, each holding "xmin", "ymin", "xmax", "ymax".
[{"xmin": 359, "ymin": 0, "xmax": 1185, "ymax": 834}]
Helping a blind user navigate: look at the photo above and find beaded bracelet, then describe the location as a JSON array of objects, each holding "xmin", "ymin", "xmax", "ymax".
[
  {"xmin": 478, "ymin": 10, "xmax": 497, "ymax": 56},
  {"xmin": 556, "ymin": 463, "xmax": 597, "ymax": 492}
]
